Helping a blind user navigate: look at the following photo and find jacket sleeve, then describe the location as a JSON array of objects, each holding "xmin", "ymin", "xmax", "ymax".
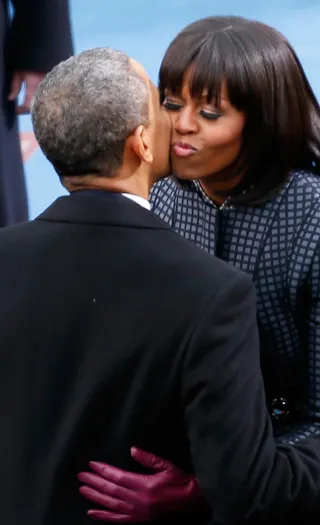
[
  {"xmin": 182, "ymin": 271, "xmax": 320, "ymax": 523},
  {"xmin": 9, "ymin": 0, "xmax": 73, "ymax": 72},
  {"xmin": 277, "ymin": 232, "xmax": 320, "ymax": 444}
]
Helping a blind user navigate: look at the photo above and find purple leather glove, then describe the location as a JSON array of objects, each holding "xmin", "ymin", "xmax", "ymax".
[{"xmin": 78, "ymin": 447, "xmax": 206, "ymax": 522}]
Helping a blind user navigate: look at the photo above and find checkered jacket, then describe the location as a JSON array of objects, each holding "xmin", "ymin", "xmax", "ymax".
[{"xmin": 150, "ymin": 171, "xmax": 320, "ymax": 444}]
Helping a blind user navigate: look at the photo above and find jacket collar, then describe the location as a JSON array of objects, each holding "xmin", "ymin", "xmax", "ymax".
[{"xmin": 36, "ymin": 192, "xmax": 172, "ymax": 231}]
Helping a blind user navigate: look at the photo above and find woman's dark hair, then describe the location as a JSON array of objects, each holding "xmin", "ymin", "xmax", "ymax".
[{"xmin": 159, "ymin": 16, "xmax": 320, "ymax": 203}]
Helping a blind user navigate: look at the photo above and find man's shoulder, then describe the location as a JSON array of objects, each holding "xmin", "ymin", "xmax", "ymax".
[
  {"xmin": 0, "ymin": 218, "xmax": 51, "ymax": 259},
  {"xmin": 0, "ymin": 220, "xmax": 41, "ymax": 240}
]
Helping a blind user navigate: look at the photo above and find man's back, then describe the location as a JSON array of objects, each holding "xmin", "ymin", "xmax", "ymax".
[{"xmin": 0, "ymin": 193, "xmax": 257, "ymax": 524}]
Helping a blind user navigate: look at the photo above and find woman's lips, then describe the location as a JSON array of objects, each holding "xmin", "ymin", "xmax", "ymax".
[{"xmin": 171, "ymin": 142, "xmax": 197, "ymax": 157}]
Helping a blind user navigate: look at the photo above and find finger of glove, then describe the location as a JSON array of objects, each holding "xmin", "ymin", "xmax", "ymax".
[
  {"xmin": 87, "ymin": 509, "xmax": 137, "ymax": 523},
  {"xmin": 89, "ymin": 461, "xmax": 148, "ymax": 491},
  {"xmin": 79, "ymin": 485, "xmax": 132, "ymax": 514},
  {"xmin": 131, "ymin": 447, "xmax": 174, "ymax": 472},
  {"xmin": 78, "ymin": 472, "xmax": 133, "ymax": 503}
]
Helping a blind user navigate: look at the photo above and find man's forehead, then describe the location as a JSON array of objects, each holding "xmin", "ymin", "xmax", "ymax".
[{"xmin": 129, "ymin": 58, "xmax": 160, "ymax": 107}]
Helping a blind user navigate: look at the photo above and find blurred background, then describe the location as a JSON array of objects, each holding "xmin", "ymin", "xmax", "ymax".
[{"xmin": 21, "ymin": 0, "xmax": 320, "ymax": 218}]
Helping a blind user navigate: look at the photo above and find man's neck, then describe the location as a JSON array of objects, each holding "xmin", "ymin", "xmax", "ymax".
[{"xmin": 64, "ymin": 173, "xmax": 151, "ymax": 201}]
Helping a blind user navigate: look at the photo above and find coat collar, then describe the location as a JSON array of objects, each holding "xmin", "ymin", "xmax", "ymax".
[{"xmin": 36, "ymin": 192, "xmax": 172, "ymax": 232}]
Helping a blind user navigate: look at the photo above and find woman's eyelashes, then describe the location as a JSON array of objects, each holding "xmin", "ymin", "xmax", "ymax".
[
  {"xmin": 200, "ymin": 110, "xmax": 221, "ymax": 120},
  {"xmin": 162, "ymin": 100, "xmax": 182, "ymax": 111},
  {"xmin": 162, "ymin": 99, "xmax": 221, "ymax": 120}
]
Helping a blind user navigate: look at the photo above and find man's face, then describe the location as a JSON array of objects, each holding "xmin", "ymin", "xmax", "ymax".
[
  {"xmin": 130, "ymin": 59, "xmax": 172, "ymax": 181},
  {"xmin": 148, "ymin": 81, "xmax": 172, "ymax": 180}
]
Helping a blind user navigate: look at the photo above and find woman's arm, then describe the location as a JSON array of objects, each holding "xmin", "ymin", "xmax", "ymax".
[{"xmin": 275, "ymin": 240, "xmax": 320, "ymax": 444}]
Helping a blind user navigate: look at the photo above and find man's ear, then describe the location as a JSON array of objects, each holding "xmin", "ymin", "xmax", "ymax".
[{"xmin": 128, "ymin": 125, "xmax": 153, "ymax": 164}]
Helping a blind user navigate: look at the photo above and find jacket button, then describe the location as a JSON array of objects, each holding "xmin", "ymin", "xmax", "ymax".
[{"xmin": 270, "ymin": 397, "xmax": 290, "ymax": 419}]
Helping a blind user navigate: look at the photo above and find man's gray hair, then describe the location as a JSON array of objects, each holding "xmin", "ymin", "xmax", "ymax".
[{"xmin": 31, "ymin": 47, "xmax": 150, "ymax": 177}]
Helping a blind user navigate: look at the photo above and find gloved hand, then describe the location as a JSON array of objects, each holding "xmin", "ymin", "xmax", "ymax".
[{"xmin": 78, "ymin": 446, "xmax": 206, "ymax": 522}]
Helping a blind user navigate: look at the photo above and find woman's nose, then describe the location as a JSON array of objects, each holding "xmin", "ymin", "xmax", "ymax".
[{"xmin": 173, "ymin": 108, "xmax": 198, "ymax": 134}]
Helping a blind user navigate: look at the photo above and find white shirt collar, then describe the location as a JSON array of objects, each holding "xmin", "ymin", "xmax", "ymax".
[{"xmin": 121, "ymin": 193, "xmax": 151, "ymax": 211}]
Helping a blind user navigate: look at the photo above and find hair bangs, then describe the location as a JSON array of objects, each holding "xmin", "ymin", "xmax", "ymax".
[
  {"xmin": 159, "ymin": 30, "xmax": 249, "ymax": 110},
  {"xmin": 185, "ymin": 43, "xmax": 225, "ymax": 107},
  {"xmin": 158, "ymin": 36, "xmax": 203, "ymax": 101}
]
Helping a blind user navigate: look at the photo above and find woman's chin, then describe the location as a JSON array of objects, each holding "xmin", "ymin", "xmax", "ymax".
[{"xmin": 171, "ymin": 169, "xmax": 200, "ymax": 181}]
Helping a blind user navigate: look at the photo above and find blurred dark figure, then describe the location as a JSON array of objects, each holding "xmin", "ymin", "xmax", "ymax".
[{"xmin": 0, "ymin": 0, "xmax": 73, "ymax": 226}]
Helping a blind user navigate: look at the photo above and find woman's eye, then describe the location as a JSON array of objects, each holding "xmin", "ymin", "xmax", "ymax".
[
  {"xmin": 162, "ymin": 100, "xmax": 182, "ymax": 111},
  {"xmin": 200, "ymin": 110, "xmax": 221, "ymax": 120}
]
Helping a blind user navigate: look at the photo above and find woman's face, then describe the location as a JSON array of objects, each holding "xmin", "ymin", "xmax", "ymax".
[{"xmin": 163, "ymin": 79, "xmax": 246, "ymax": 183}]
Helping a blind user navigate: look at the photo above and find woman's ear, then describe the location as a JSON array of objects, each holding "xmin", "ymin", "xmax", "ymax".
[{"xmin": 129, "ymin": 125, "xmax": 153, "ymax": 164}]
